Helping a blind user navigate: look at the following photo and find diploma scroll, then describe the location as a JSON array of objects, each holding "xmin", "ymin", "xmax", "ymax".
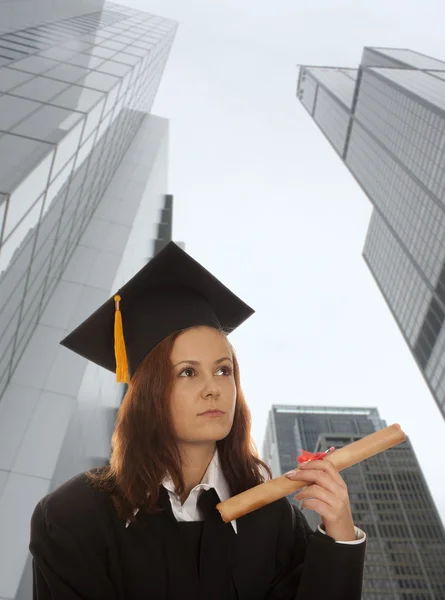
[{"xmin": 216, "ymin": 423, "xmax": 406, "ymax": 522}]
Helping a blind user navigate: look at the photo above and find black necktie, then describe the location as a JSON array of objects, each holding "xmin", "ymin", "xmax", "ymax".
[{"xmin": 197, "ymin": 487, "xmax": 222, "ymax": 521}]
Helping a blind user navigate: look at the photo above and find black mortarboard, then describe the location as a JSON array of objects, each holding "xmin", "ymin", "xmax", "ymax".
[{"xmin": 60, "ymin": 241, "xmax": 254, "ymax": 382}]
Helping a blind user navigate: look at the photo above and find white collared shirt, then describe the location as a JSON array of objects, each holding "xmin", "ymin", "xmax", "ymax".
[
  {"xmin": 126, "ymin": 450, "xmax": 237, "ymax": 532},
  {"xmin": 162, "ymin": 449, "xmax": 237, "ymax": 533}
]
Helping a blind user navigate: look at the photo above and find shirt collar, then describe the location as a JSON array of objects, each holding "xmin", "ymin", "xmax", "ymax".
[
  {"xmin": 162, "ymin": 449, "xmax": 236, "ymax": 532},
  {"xmin": 162, "ymin": 448, "xmax": 231, "ymax": 502},
  {"xmin": 126, "ymin": 449, "xmax": 237, "ymax": 532}
]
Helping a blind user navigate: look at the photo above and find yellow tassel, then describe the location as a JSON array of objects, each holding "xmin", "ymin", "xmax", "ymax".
[{"xmin": 114, "ymin": 295, "xmax": 129, "ymax": 383}]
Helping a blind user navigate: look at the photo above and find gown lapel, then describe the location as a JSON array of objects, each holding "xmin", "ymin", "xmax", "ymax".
[
  {"xmin": 197, "ymin": 488, "xmax": 238, "ymax": 599},
  {"xmin": 156, "ymin": 487, "xmax": 200, "ymax": 599},
  {"xmin": 153, "ymin": 487, "xmax": 238, "ymax": 599}
]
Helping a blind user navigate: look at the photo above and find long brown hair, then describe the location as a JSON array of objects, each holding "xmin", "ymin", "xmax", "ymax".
[{"xmin": 87, "ymin": 327, "xmax": 271, "ymax": 523}]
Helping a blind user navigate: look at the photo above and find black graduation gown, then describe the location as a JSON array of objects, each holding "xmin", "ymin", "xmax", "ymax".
[{"xmin": 30, "ymin": 471, "xmax": 366, "ymax": 599}]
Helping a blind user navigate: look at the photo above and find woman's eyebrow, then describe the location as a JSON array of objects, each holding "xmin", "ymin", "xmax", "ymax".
[{"xmin": 173, "ymin": 357, "xmax": 232, "ymax": 367}]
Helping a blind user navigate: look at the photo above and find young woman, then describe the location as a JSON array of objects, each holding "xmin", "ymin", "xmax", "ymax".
[{"xmin": 30, "ymin": 242, "xmax": 366, "ymax": 599}]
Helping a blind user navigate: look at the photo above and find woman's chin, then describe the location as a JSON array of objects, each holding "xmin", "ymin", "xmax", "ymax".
[{"xmin": 193, "ymin": 425, "xmax": 232, "ymax": 443}]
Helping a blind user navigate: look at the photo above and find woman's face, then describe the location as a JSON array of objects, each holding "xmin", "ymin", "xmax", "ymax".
[{"xmin": 170, "ymin": 326, "xmax": 236, "ymax": 446}]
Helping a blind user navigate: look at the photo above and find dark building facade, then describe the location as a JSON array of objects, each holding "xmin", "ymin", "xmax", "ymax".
[
  {"xmin": 263, "ymin": 405, "xmax": 445, "ymax": 598},
  {"xmin": 297, "ymin": 48, "xmax": 445, "ymax": 424},
  {"xmin": 262, "ymin": 404, "xmax": 384, "ymax": 477}
]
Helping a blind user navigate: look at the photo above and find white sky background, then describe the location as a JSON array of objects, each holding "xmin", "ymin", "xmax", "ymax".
[{"xmin": 122, "ymin": 0, "xmax": 445, "ymax": 524}]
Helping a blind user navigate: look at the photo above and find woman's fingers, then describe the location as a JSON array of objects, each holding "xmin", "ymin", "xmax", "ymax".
[
  {"xmin": 286, "ymin": 462, "xmax": 347, "ymax": 499},
  {"xmin": 300, "ymin": 460, "xmax": 347, "ymax": 487},
  {"xmin": 286, "ymin": 459, "xmax": 356, "ymax": 540},
  {"xmin": 297, "ymin": 498, "xmax": 339, "ymax": 523},
  {"xmin": 300, "ymin": 469, "xmax": 342, "ymax": 495},
  {"xmin": 294, "ymin": 484, "xmax": 345, "ymax": 513}
]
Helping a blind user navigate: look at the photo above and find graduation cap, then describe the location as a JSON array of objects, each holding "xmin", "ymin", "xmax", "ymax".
[{"xmin": 60, "ymin": 242, "xmax": 254, "ymax": 382}]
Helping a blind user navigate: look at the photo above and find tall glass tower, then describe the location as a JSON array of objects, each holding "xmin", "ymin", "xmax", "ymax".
[
  {"xmin": 297, "ymin": 48, "xmax": 445, "ymax": 424},
  {"xmin": 263, "ymin": 405, "xmax": 445, "ymax": 598},
  {"xmin": 0, "ymin": 3, "xmax": 177, "ymax": 598}
]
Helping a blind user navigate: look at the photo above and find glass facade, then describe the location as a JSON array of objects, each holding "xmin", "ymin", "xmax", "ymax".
[
  {"xmin": 262, "ymin": 405, "xmax": 384, "ymax": 477},
  {"xmin": 318, "ymin": 434, "xmax": 445, "ymax": 599},
  {"xmin": 0, "ymin": 2, "xmax": 177, "ymax": 400},
  {"xmin": 297, "ymin": 47, "xmax": 445, "ymax": 423},
  {"xmin": 262, "ymin": 405, "xmax": 445, "ymax": 598},
  {"xmin": 0, "ymin": 3, "xmax": 176, "ymax": 597}
]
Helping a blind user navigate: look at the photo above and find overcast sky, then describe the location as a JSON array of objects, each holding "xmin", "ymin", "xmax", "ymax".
[{"xmin": 121, "ymin": 0, "xmax": 445, "ymax": 524}]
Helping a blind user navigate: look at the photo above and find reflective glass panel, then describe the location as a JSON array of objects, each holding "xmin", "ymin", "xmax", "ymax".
[
  {"xmin": 79, "ymin": 70, "xmax": 120, "ymax": 92},
  {"xmin": 96, "ymin": 59, "xmax": 130, "ymax": 78},
  {"xmin": 82, "ymin": 97, "xmax": 105, "ymax": 142},
  {"xmin": 123, "ymin": 46, "xmax": 147, "ymax": 58},
  {"xmin": 372, "ymin": 67, "xmax": 445, "ymax": 112},
  {"xmin": 87, "ymin": 46, "xmax": 116, "ymax": 59},
  {"xmin": 112, "ymin": 34, "xmax": 134, "ymax": 44},
  {"xmin": 9, "ymin": 55, "xmax": 59, "ymax": 74},
  {"xmin": 427, "ymin": 71, "xmax": 445, "ymax": 82},
  {"xmin": 43, "ymin": 63, "xmax": 90, "ymax": 84},
  {"xmin": 0, "ymin": 39, "xmax": 35, "ymax": 54},
  {"xmin": 307, "ymin": 67, "xmax": 356, "ymax": 109},
  {"xmin": 100, "ymin": 40, "xmax": 127, "ymax": 51},
  {"xmin": 114, "ymin": 51, "xmax": 140, "ymax": 66},
  {"xmin": 43, "ymin": 156, "xmax": 75, "ymax": 219},
  {"xmin": 13, "ymin": 302, "xmax": 41, "ymax": 365},
  {"xmin": 51, "ymin": 84, "xmax": 104, "ymax": 113},
  {"xmin": 0, "ymin": 94, "xmax": 41, "ymax": 131},
  {"xmin": 0, "ymin": 310, "xmax": 20, "ymax": 376},
  {"xmin": 51, "ymin": 118, "xmax": 84, "ymax": 177},
  {"xmin": 23, "ymin": 258, "xmax": 48, "ymax": 316},
  {"xmin": 33, "ymin": 25, "xmax": 65, "ymax": 41},
  {"xmin": 77, "ymin": 34, "xmax": 109, "ymax": 45},
  {"xmin": 4, "ymin": 151, "xmax": 52, "ymax": 237},
  {"xmin": 0, "ymin": 196, "xmax": 44, "ymax": 273},
  {"xmin": 20, "ymin": 31, "xmax": 59, "ymax": 46},
  {"xmin": 0, "ymin": 243, "xmax": 30, "ymax": 302},
  {"xmin": 0, "ymin": 133, "xmax": 54, "ymax": 195},
  {"xmin": 13, "ymin": 104, "xmax": 84, "ymax": 145},
  {"xmin": 66, "ymin": 53, "xmax": 104, "ymax": 70},
  {"xmin": 96, "ymin": 111, "xmax": 112, "ymax": 143},
  {"xmin": 37, "ymin": 47, "xmax": 77, "ymax": 62},
  {"xmin": 118, "ymin": 70, "xmax": 132, "ymax": 100},
  {"xmin": 61, "ymin": 40, "xmax": 92, "ymax": 52},
  {"xmin": 376, "ymin": 48, "xmax": 445, "ymax": 70},
  {"xmin": 11, "ymin": 76, "xmax": 69, "ymax": 103},
  {"xmin": 75, "ymin": 131, "xmax": 96, "ymax": 170},
  {"xmin": 2, "ymin": 33, "xmax": 44, "ymax": 50},
  {"xmin": 0, "ymin": 48, "xmax": 24, "ymax": 60},
  {"xmin": 133, "ymin": 40, "xmax": 156, "ymax": 51},
  {"xmin": 0, "ymin": 194, "xmax": 7, "ymax": 242},
  {"xmin": 102, "ymin": 27, "xmax": 126, "ymax": 35},
  {"xmin": 103, "ymin": 82, "xmax": 119, "ymax": 115}
]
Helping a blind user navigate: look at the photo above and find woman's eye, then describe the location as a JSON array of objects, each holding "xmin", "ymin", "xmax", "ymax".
[
  {"xmin": 178, "ymin": 365, "xmax": 233, "ymax": 377},
  {"xmin": 217, "ymin": 366, "xmax": 233, "ymax": 376},
  {"xmin": 179, "ymin": 368, "xmax": 195, "ymax": 377}
]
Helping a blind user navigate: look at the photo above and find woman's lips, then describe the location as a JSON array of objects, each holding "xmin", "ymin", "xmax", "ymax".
[{"xmin": 199, "ymin": 410, "xmax": 225, "ymax": 417}]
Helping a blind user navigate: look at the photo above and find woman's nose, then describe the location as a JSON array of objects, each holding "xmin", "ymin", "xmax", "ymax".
[{"xmin": 201, "ymin": 376, "xmax": 220, "ymax": 398}]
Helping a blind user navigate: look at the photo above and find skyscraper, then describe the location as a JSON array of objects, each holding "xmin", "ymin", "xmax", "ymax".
[
  {"xmin": 262, "ymin": 405, "xmax": 384, "ymax": 478},
  {"xmin": 297, "ymin": 48, "xmax": 445, "ymax": 424},
  {"xmin": 0, "ymin": 2, "xmax": 177, "ymax": 598},
  {"xmin": 263, "ymin": 405, "xmax": 445, "ymax": 598}
]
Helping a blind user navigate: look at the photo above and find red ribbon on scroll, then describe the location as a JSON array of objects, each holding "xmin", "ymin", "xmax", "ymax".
[{"xmin": 296, "ymin": 446, "xmax": 336, "ymax": 464}]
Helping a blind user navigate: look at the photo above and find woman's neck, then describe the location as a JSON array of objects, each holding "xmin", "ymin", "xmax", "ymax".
[{"xmin": 178, "ymin": 442, "xmax": 216, "ymax": 504}]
